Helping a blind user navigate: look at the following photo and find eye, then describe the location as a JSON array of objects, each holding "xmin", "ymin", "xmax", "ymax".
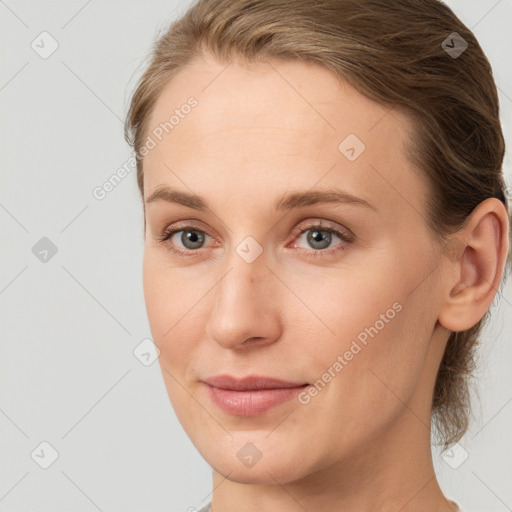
[
  {"xmin": 158, "ymin": 225, "xmax": 213, "ymax": 254},
  {"xmin": 291, "ymin": 222, "xmax": 354, "ymax": 255},
  {"xmin": 157, "ymin": 220, "xmax": 354, "ymax": 258}
]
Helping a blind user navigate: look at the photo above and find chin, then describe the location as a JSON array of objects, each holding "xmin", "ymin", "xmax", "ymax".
[
  {"xmin": 210, "ymin": 456, "xmax": 307, "ymax": 485},
  {"xmin": 196, "ymin": 435, "xmax": 316, "ymax": 485}
]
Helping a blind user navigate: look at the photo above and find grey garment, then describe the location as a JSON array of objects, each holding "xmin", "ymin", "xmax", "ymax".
[
  {"xmin": 194, "ymin": 500, "xmax": 462, "ymax": 511},
  {"xmin": 192, "ymin": 502, "xmax": 461, "ymax": 511}
]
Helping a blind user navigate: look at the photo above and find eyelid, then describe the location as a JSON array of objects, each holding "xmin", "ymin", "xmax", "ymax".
[
  {"xmin": 158, "ymin": 222, "xmax": 216, "ymax": 244},
  {"xmin": 290, "ymin": 219, "xmax": 354, "ymax": 243}
]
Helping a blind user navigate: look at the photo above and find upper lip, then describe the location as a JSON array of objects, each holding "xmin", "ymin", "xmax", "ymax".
[{"xmin": 203, "ymin": 375, "xmax": 308, "ymax": 391}]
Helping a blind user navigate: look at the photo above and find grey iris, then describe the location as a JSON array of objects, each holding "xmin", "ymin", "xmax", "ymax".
[
  {"xmin": 308, "ymin": 229, "xmax": 331, "ymax": 249},
  {"xmin": 182, "ymin": 230, "xmax": 205, "ymax": 249}
]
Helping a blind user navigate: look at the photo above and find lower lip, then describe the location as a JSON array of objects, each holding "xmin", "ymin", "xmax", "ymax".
[{"xmin": 205, "ymin": 384, "xmax": 308, "ymax": 416}]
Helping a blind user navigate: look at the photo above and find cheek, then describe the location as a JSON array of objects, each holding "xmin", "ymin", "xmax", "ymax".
[
  {"xmin": 142, "ymin": 249, "xmax": 207, "ymax": 369},
  {"xmin": 327, "ymin": 301, "xmax": 432, "ymax": 450},
  {"xmin": 142, "ymin": 250, "xmax": 214, "ymax": 428},
  {"xmin": 287, "ymin": 260, "xmax": 434, "ymax": 421}
]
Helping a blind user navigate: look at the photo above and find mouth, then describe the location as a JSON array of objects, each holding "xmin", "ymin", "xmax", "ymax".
[{"xmin": 202, "ymin": 375, "xmax": 309, "ymax": 416}]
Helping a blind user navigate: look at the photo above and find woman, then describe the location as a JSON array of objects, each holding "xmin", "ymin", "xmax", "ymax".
[{"xmin": 124, "ymin": 1, "xmax": 510, "ymax": 510}]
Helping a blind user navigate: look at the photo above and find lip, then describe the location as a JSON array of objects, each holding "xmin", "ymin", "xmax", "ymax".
[{"xmin": 202, "ymin": 375, "xmax": 309, "ymax": 416}]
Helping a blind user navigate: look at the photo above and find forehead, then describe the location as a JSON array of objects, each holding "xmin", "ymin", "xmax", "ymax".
[
  {"xmin": 143, "ymin": 54, "xmax": 425, "ymax": 215},
  {"xmin": 147, "ymin": 54, "xmax": 398, "ymax": 148}
]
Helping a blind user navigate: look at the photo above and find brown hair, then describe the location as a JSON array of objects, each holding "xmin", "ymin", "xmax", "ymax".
[{"xmin": 124, "ymin": 0, "xmax": 509, "ymax": 448}]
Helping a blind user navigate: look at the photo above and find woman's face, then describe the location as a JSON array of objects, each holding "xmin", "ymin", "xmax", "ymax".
[{"xmin": 142, "ymin": 55, "xmax": 451, "ymax": 484}]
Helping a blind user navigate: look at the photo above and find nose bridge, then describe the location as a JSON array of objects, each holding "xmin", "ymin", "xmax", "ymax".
[
  {"xmin": 206, "ymin": 243, "xmax": 281, "ymax": 349},
  {"xmin": 221, "ymin": 233, "xmax": 270, "ymax": 301}
]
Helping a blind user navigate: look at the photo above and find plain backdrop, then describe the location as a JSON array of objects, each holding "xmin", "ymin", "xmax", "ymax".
[{"xmin": 1, "ymin": 1, "xmax": 511, "ymax": 511}]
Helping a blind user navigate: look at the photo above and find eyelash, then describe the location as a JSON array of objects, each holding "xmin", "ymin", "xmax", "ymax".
[{"xmin": 157, "ymin": 222, "xmax": 354, "ymax": 258}]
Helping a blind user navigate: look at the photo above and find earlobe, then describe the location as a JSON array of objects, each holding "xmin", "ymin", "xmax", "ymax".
[{"xmin": 438, "ymin": 198, "xmax": 509, "ymax": 333}]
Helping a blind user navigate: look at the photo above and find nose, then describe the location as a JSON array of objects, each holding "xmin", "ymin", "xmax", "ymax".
[{"xmin": 205, "ymin": 251, "xmax": 282, "ymax": 350}]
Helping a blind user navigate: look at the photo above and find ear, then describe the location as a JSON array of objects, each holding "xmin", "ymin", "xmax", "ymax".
[{"xmin": 438, "ymin": 197, "xmax": 510, "ymax": 332}]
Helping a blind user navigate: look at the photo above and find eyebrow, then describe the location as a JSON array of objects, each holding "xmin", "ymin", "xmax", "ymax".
[{"xmin": 145, "ymin": 186, "xmax": 376, "ymax": 212}]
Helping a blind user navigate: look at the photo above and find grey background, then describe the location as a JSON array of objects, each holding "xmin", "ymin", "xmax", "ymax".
[{"xmin": 1, "ymin": 1, "xmax": 511, "ymax": 511}]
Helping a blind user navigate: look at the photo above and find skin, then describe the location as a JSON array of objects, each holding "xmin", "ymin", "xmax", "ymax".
[{"xmin": 141, "ymin": 54, "xmax": 509, "ymax": 512}]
